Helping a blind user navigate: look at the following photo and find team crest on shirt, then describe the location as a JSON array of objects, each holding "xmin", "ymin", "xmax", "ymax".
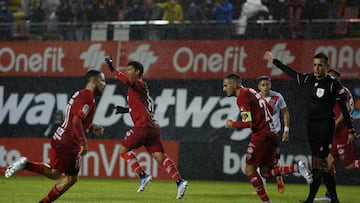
[
  {"xmin": 82, "ymin": 104, "xmax": 89, "ymax": 115},
  {"xmin": 316, "ymin": 88, "xmax": 325, "ymax": 98}
]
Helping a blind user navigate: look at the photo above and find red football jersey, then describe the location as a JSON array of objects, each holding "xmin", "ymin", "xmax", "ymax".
[
  {"xmin": 127, "ymin": 78, "xmax": 159, "ymax": 127},
  {"xmin": 233, "ymin": 87, "xmax": 276, "ymax": 141},
  {"xmin": 52, "ymin": 89, "xmax": 96, "ymax": 148},
  {"xmin": 113, "ymin": 70, "xmax": 159, "ymax": 128}
]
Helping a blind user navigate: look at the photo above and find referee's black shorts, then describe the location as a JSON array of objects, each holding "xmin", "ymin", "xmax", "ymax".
[{"xmin": 307, "ymin": 119, "xmax": 335, "ymax": 159}]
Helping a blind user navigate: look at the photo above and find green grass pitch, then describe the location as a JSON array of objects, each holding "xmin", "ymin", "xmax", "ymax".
[{"xmin": 0, "ymin": 176, "xmax": 358, "ymax": 203}]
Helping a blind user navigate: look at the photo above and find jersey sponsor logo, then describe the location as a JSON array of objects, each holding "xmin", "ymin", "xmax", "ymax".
[
  {"xmin": 80, "ymin": 44, "xmax": 106, "ymax": 71},
  {"xmin": 316, "ymin": 88, "xmax": 325, "ymax": 98},
  {"xmin": 128, "ymin": 44, "xmax": 158, "ymax": 75}
]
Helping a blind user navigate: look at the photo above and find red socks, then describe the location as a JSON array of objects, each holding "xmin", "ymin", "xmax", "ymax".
[
  {"xmin": 268, "ymin": 165, "xmax": 295, "ymax": 178},
  {"xmin": 160, "ymin": 155, "xmax": 182, "ymax": 181},
  {"xmin": 248, "ymin": 172, "xmax": 270, "ymax": 202},
  {"xmin": 121, "ymin": 151, "xmax": 182, "ymax": 182},
  {"xmin": 41, "ymin": 185, "xmax": 62, "ymax": 203},
  {"xmin": 121, "ymin": 151, "xmax": 144, "ymax": 175}
]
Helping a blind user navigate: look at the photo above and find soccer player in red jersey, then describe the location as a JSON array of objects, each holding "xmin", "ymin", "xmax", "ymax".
[
  {"xmin": 314, "ymin": 69, "xmax": 359, "ymax": 202},
  {"xmin": 223, "ymin": 73, "xmax": 312, "ymax": 203},
  {"xmin": 5, "ymin": 70, "xmax": 106, "ymax": 203},
  {"xmin": 257, "ymin": 76, "xmax": 290, "ymax": 194},
  {"xmin": 105, "ymin": 58, "xmax": 188, "ymax": 199}
]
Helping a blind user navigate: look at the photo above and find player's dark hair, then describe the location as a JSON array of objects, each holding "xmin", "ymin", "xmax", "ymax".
[
  {"xmin": 84, "ymin": 69, "xmax": 102, "ymax": 83},
  {"xmin": 224, "ymin": 73, "xmax": 242, "ymax": 85},
  {"xmin": 127, "ymin": 61, "xmax": 144, "ymax": 77},
  {"xmin": 314, "ymin": 53, "xmax": 329, "ymax": 65},
  {"xmin": 257, "ymin": 75, "xmax": 271, "ymax": 83},
  {"xmin": 328, "ymin": 69, "xmax": 341, "ymax": 77}
]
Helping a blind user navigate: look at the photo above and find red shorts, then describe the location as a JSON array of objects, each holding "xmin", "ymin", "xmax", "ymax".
[
  {"xmin": 121, "ymin": 126, "xmax": 164, "ymax": 154},
  {"xmin": 50, "ymin": 142, "xmax": 81, "ymax": 175},
  {"xmin": 246, "ymin": 135, "xmax": 279, "ymax": 168}
]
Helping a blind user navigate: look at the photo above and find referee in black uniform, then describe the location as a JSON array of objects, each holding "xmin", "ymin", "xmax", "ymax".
[{"xmin": 265, "ymin": 51, "xmax": 357, "ymax": 203}]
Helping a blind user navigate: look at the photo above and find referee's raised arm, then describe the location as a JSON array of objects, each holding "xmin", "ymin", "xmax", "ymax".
[{"xmin": 264, "ymin": 51, "xmax": 303, "ymax": 82}]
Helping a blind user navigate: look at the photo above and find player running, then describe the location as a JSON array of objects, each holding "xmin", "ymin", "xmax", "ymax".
[
  {"xmin": 105, "ymin": 57, "xmax": 188, "ymax": 199},
  {"xmin": 5, "ymin": 70, "xmax": 106, "ymax": 203},
  {"xmin": 223, "ymin": 73, "xmax": 312, "ymax": 203}
]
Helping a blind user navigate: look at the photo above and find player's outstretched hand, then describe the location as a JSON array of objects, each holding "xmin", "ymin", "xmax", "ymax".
[
  {"xmin": 105, "ymin": 56, "xmax": 115, "ymax": 72},
  {"xmin": 114, "ymin": 106, "xmax": 129, "ymax": 114}
]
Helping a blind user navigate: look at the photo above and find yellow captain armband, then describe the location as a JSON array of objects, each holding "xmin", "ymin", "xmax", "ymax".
[{"xmin": 240, "ymin": 111, "xmax": 252, "ymax": 122}]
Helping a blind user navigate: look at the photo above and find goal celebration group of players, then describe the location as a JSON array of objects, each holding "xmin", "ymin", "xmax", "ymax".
[{"xmin": 4, "ymin": 51, "xmax": 359, "ymax": 203}]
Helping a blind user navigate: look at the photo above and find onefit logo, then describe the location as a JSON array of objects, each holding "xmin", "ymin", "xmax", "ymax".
[
  {"xmin": 80, "ymin": 44, "xmax": 106, "ymax": 70},
  {"xmin": 128, "ymin": 44, "xmax": 158, "ymax": 75},
  {"xmin": 264, "ymin": 43, "xmax": 295, "ymax": 76}
]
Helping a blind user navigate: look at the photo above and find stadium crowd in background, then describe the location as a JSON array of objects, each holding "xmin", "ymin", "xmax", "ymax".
[{"xmin": 0, "ymin": 0, "xmax": 359, "ymax": 41}]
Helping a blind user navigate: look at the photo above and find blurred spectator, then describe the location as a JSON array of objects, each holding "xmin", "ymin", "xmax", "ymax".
[
  {"xmin": 145, "ymin": 0, "xmax": 164, "ymax": 40},
  {"xmin": 42, "ymin": 0, "xmax": 61, "ymax": 12},
  {"xmin": 156, "ymin": 0, "xmax": 183, "ymax": 21},
  {"xmin": 203, "ymin": 0, "xmax": 215, "ymax": 20},
  {"xmin": 212, "ymin": 0, "xmax": 233, "ymax": 39},
  {"xmin": 302, "ymin": 0, "xmax": 332, "ymax": 39},
  {"xmin": 185, "ymin": 0, "xmax": 207, "ymax": 39},
  {"xmin": 57, "ymin": 0, "xmax": 74, "ymax": 40},
  {"xmin": 46, "ymin": 9, "xmax": 59, "ymax": 40},
  {"xmin": 266, "ymin": 0, "xmax": 291, "ymax": 39},
  {"xmin": 156, "ymin": 0, "xmax": 184, "ymax": 39},
  {"xmin": 0, "ymin": 0, "xmax": 13, "ymax": 41},
  {"xmin": 124, "ymin": 0, "xmax": 147, "ymax": 20},
  {"xmin": 102, "ymin": 0, "xmax": 118, "ymax": 21},
  {"xmin": 288, "ymin": 0, "xmax": 305, "ymax": 39},
  {"xmin": 29, "ymin": 0, "xmax": 46, "ymax": 40},
  {"xmin": 73, "ymin": 0, "xmax": 90, "ymax": 41},
  {"xmin": 124, "ymin": 0, "xmax": 147, "ymax": 40},
  {"xmin": 234, "ymin": 0, "xmax": 269, "ymax": 37},
  {"xmin": 187, "ymin": 0, "xmax": 207, "ymax": 21},
  {"xmin": 146, "ymin": 0, "xmax": 163, "ymax": 20}
]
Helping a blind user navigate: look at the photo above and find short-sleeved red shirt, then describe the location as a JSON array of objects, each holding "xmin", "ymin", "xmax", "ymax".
[
  {"xmin": 52, "ymin": 89, "xmax": 96, "ymax": 149},
  {"xmin": 234, "ymin": 87, "xmax": 276, "ymax": 141}
]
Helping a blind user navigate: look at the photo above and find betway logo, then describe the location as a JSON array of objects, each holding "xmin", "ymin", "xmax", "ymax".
[
  {"xmin": 0, "ymin": 46, "xmax": 64, "ymax": 73},
  {"xmin": 0, "ymin": 86, "xmax": 238, "ymax": 129},
  {"xmin": 223, "ymin": 145, "xmax": 312, "ymax": 175}
]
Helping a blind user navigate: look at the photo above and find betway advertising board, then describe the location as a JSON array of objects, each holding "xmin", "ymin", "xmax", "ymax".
[
  {"xmin": 1, "ymin": 40, "xmax": 360, "ymax": 182},
  {"xmin": 1, "ymin": 77, "xmax": 360, "ymax": 182},
  {"xmin": 0, "ymin": 40, "xmax": 359, "ymax": 79}
]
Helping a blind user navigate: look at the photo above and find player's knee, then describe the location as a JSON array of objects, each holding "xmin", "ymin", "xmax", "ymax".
[{"xmin": 66, "ymin": 175, "xmax": 78, "ymax": 186}]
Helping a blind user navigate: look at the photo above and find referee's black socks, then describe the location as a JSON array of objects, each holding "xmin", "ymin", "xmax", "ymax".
[{"xmin": 322, "ymin": 170, "xmax": 339, "ymax": 203}]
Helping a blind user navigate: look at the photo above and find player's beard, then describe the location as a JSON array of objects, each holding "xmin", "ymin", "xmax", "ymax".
[{"xmin": 94, "ymin": 86, "xmax": 103, "ymax": 96}]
